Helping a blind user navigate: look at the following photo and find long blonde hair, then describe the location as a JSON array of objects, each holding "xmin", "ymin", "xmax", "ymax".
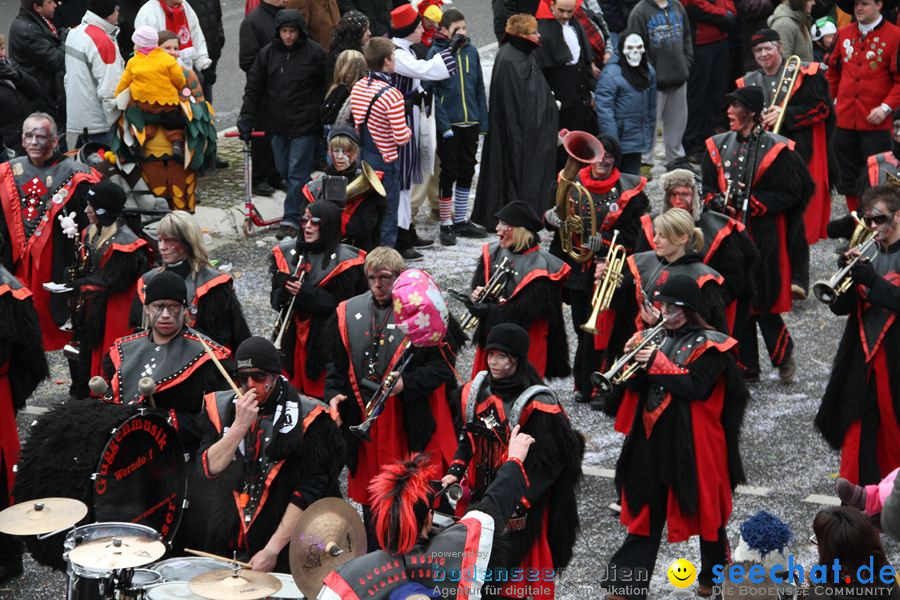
[
  {"xmin": 653, "ymin": 208, "xmax": 704, "ymax": 253},
  {"xmin": 328, "ymin": 49, "xmax": 367, "ymax": 96},
  {"xmin": 86, "ymin": 222, "xmax": 119, "ymax": 250},
  {"xmin": 509, "ymin": 226, "xmax": 536, "ymax": 253},
  {"xmin": 157, "ymin": 210, "xmax": 211, "ymax": 275}
]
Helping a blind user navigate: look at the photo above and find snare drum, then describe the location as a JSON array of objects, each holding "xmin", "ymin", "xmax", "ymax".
[
  {"xmin": 153, "ymin": 557, "xmax": 232, "ymax": 582},
  {"xmin": 119, "ymin": 569, "xmax": 163, "ymax": 600},
  {"xmin": 64, "ymin": 522, "xmax": 161, "ymax": 600}
]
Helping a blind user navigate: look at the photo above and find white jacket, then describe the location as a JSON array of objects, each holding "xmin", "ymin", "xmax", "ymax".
[
  {"xmin": 134, "ymin": 0, "xmax": 212, "ymax": 72},
  {"xmin": 64, "ymin": 11, "xmax": 124, "ymax": 134}
]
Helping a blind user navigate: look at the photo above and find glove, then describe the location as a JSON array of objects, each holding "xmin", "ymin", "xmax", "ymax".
[
  {"xmin": 464, "ymin": 300, "xmax": 491, "ymax": 320},
  {"xmin": 236, "ymin": 118, "xmax": 252, "ymax": 142},
  {"xmin": 584, "ymin": 234, "xmax": 605, "ymax": 253},
  {"xmin": 442, "ymin": 129, "xmax": 454, "ymax": 139},
  {"xmin": 544, "ymin": 207, "xmax": 563, "ymax": 229},
  {"xmin": 58, "ymin": 212, "xmax": 78, "ymax": 238},
  {"xmin": 449, "ymin": 33, "xmax": 468, "ymax": 52},
  {"xmin": 850, "ymin": 259, "xmax": 877, "ymax": 287}
]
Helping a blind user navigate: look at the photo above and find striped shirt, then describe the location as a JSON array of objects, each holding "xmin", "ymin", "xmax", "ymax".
[{"xmin": 350, "ymin": 76, "xmax": 411, "ymax": 164}]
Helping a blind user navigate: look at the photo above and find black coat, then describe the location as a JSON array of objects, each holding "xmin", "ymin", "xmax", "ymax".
[
  {"xmin": 239, "ymin": 1, "xmax": 282, "ymax": 73},
  {"xmin": 193, "ymin": 0, "xmax": 225, "ymax": 61},
  {"xmin": 535, "ymin": 16, "xmax": 596, "ymax": 122},
  {"xmin": 0, "ymin": 60, "xmax": 40, "ymax": 154},
  {"xmin": 53, "ymin": 0, "xmax": 89, "ymax": 28},
  {"xmin": 491, "ymin": 0, "xmax": 541, "ymax": 41},
  {"xmin": 7, "ymin": 9, "xmax": 66, "ymax": 127},
  {"xmin": 337, "ymin": 0, "xmax": 391, "ymax": 37},
  {"xmin": 117, "ymin": 0, "xmax": 146, "ymax": 59}
]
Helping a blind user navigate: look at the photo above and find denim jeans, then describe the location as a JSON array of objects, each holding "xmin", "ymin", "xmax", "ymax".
[
  {"xmin": 361, "ymin": 147, "xmax": 399, "ymax": 248},
  {"xmin": 271, "ymin": 134, "xmax": 316, "ymax": 227}
]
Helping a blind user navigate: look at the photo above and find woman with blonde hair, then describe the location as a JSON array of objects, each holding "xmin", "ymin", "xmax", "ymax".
[
  {"xmin": 131, "ymin": 210, "xmax": 251, "ymax": 351},
  {"xmin": 595, "ymin": 208, "xmax": 728, "ymax": 423},
  {"xmin": 322, "ymin": 49, "xmax": 369, "ymax": 130}
]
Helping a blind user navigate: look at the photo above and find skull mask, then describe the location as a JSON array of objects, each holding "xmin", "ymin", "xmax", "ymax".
[{"xmin": 623, "ymin": 33, "xmax": 645, "ymax": 68}]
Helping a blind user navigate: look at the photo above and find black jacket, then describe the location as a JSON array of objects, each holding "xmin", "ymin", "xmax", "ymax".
[
  {"xmin": 117, "ymin": 0, "xmax": 145, "ymax": 59},
  {"xmin": 492, "ymin": 0, "xmax": 541, "ymax": 41},
  {"xmin": 337, "ymin": 0, "xmax": 391, "ymax": 37},
  {"xmin": 193, "ymin": 0, "xmax": 225, "ymax": 62},
  {"xmin": 7, "ymin": 9, "xmax": 66, "ymax": 126},
  {"xmin": 239, "ymin": 1, "xmax": 283, "ymax": 72},
  {"xmin": 240, "ymin": 10, "xmax": 326, "ymax": 138},
  {"xmin": 0, "ymin": 60, "xmax": 40, "ymax": 154}
]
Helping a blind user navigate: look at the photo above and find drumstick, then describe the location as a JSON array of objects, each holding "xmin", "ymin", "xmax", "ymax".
[
  {"xmin": 184, "ymin": 548, "xmax": 252, "ymax": 569},
  {"xmin": 196, "ymin": 336, "xmax": 243, "ymax": 398}
]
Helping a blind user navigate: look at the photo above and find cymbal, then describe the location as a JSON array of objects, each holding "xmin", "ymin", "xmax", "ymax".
[
  {"xmin": 289, "ymin": 498, "xmax": 367, "ymax": 599},
  {"xmin": 68, "ymin": 535, "xmax": 166, "ymax": 570},
  {"xmin": 0, "ymin": 497, "xmax": 87, "ymax": 535},
  {"xmin": 188, "ymin": 568, "xmax": 282, "ymax": 600}
]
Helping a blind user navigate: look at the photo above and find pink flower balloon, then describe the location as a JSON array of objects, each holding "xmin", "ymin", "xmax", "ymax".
[{"xmin": 392, "ymin": 269, "xmax": 449, "ymax": 347}]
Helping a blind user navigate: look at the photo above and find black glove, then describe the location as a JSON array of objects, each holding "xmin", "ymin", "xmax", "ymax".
[
  {"xmin": 449, "ymin": 33, "xmax": 468, "ymax": 52},
  {"xmin": 826, "ymin": 214, "xmax": 856, "ymax": 240},
  {"xmin": 463, "ymin": 298, "xmax": 491, "ymax": 320},
  {"xmin": 236, "ymin": 117, "xmax": 252, "ymax": 142},
  {"xmin": 851, "ymin": 259, "xmax": 877, "ymax": 287}
]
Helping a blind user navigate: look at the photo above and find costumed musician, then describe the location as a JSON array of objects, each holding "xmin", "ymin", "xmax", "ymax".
[
  {"xmin": 196, "ymin": 337, "xmax": 343, "ymax": 572},
  {"xmin": 131, "ymin": 210, "xmax": 251, "ymax": 353},
  {"xmin": 441, "ymin": 323, "xmax": 585, "ymax": 600},
  {"xmin": 815, "ymin": 185, "xmax": 900, "ymax": 485},
  {"xmin": 702, "ymin": 86, "xmax": 813, "ymax": 383},
  {"xmin": 319, "ymin": 428, "xmax": 536, "ymax": 600},
  {"xmin": 0, "ymin": 266, "xmax": 48, "ymax": 585},
  {"xmin": 601, "ymin": 275, "xmax": 748, "ymax": 600},
  {"xmin": 324, "ymin": 247, "xmax": 463, "ymax": 547},
  {"xmin": 544, "ymin": 134, "xmax": 649, "ymax": 404},
  {"xmin": 269, "ymin": 201, "xmax": 366, "ymax": 398},
  {"xmin": 738, "ymin": 28, "xmax": 835, "ymax": 245},
  {"xmin": 70, "ymin": 180, "xmax": 150, "ymax": 400},
  {"xmin": 865, "ymin": 108, "xmax": 900, "ymax": 190},
  {"xmin": 462, "ymin": 201, "xmax": 571, "ymax": 380},
  {"xmin": 302, "ymin": 126, "xmax": 386, "ymax": 252},
  {"xmin": 635, "ymin": 168, "xmax": 760, "ymax": 336},
  {"xmin": 596, "ymin": 208, "xmax": 726, "ymax": 422}
]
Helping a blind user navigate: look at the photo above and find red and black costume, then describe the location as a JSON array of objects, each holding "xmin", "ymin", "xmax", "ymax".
[
  {"xmin": 132, "ymin": 262, "xmax": 251, "ymax": 352},
  {"xmin": 303, "ymin": 165, "xmax": 386, "ymax": 252},
  {"xmin": 738, "ymin": 60, "xmax": 835, "ymax": 243},
  {"xmin": 600, "ymin": 250, "xmax": 726, "ymax": 430},
  {"xmin": 602, "ymin": 327, "xmax": 748, "ymax": 598},
  {"xmin": 195, "ymin": 377, "xmax": 343, "ymax": 571},
  {"xmin": 444, "ymin": 369, "xmax": 584, "ymax": 600},
  {"xmin": 703, "ymin": 130, "xmax": 813, "ymax": 376},
  {"xmin": 815, "ymin": 240, "xmax": 900, "ymax": 485},
  {"xmin": 549, "ymin": 166, "xmax": 649, "ymax": 397},
  {"xmin": 0, "ymin": 154, "xmax": 101, "ymax": 350},
  {"xmin": 71, "ymin": 221, "xmax": 149, "ymax": 398},
  {"xmin": 867, "ymin": 150, "xmax": 900, "ymax": 188},
  {"xmin": 470, "ymin": 241, "xmax": 571, "ymax": 379},
  {"xmin": 0, "ymin": 267, "xmax": 48, "ymax": 575}
]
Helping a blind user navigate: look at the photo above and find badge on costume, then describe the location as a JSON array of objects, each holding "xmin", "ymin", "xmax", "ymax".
[
  {"xmin": 46, "ymin": 175, "xmax": 53, "ymax": 188},
  {"xmin": 274, "ymin": 400, "xmax": 299, "ymax": 433},
  {"xmin": 22, "ymin": 177, "xmax": 47, "ymax": 198},
  {"xmin": 11, "ymin": 162, "xmax": 23, "ymax": 176}
]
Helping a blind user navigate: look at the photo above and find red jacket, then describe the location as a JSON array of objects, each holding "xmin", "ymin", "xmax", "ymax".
[
  {"xmin": 683, "ymin": 0, "xmax": 736, "ymax": 45},
  {"xmin": 826, "ymin": 18, "xmax": 900, "ymax": 131}
]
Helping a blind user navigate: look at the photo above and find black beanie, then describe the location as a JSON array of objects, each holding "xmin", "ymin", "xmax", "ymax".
[
  {"xmin": 235, "ymin": 336, "xmax": 283, "ymax": 374},
  {"xmin": 484, "ymin": 323, "xmax": 530, "ymax": 358},
  {"xmin": 653, "ymin": 273, "xmax": 700, "ymax": 312},
  {"xmin": 144, "ymin": 271, "xmax": 187, "ymax": 306},
  {"xmin": 725, "ymin": 86, "xmax": 764, "ymax": 115},
  {"xmin": 494, "ymin": 201, "xmax": 544, "ymax": 234},
  {"xmin": 86, "ymin": 179, "xmax": 127, "ymax": 227},
  {"xmin": 88, "ymin": 0, "xmax": 118, "ymax": 18}
]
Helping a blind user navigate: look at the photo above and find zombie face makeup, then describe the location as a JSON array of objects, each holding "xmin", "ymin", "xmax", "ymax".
[{"xmin": 21, "ymin": 118, "xmax": 57, "ymax": 166}]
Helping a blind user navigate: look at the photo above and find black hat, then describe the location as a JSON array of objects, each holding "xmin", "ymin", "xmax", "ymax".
[
  {"xmin": 653, "ymin": 273, "xmax": 700, "ymax": 311},
  {"xmin": 484, "ymin": 323, "xmax": 530, "ymax": 358},
  {"xmin": 144, "ymin": 271, "xmax": 187, "ymax": 306},
  {"xmin": 86, "ymin": 179, "xmax": 127, "ymax": 227},
  {"xmin": 235, "ymin": 336, "xmax": 283, "ymax": 374},
  {"xmin": 88, "ymin": 0, "xmax": 118, "ymax": 18},
  {"xmin": 494, "ymin": 201, "xmax": 544, "ymax": 233},
  {"xmin": 327, "ymin": 125, "xmax": 360, "ymax": 146},
  {"xmin": 595, "ymin": 134, "xmax": 622, "ymax": 168},
  {"xmin": 836, "ymin": 0, "xmax": 894, "ymax": 15},
  {"xmin": 750, "ymin": 28, "xmax": 780, "ymax": 47},
  {"xmin": 725, "ymin": 86, "xmax": 764, "ymax": 115}
]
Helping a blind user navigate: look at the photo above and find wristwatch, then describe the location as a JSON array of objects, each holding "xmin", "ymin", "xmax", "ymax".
[{"xmin": 880, "ymin": 103, "xmax": 892, "ymax": 115}]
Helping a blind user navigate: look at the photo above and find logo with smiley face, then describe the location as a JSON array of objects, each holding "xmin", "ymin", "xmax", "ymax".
[{"xmin": 667, "ymin": 558, "xmax": 698, "ymax": 588}]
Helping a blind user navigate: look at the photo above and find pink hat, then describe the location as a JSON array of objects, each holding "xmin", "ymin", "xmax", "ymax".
[{"xmin": 132, "ymin": 26, "xmax": 159, "ymax": 51}]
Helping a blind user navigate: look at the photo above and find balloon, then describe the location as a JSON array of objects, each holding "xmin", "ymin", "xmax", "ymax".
[{"xmin": 391, "ymin": 269, "xmax": 448, "ymax": 347}]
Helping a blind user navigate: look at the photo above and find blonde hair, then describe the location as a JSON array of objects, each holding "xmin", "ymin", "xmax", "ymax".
[
  {"xmin": 329, "ymin": 49, "xmax": 367, "ymax": 96},
  {"xmin": 328, "ymin": 134, "xmax": 359, "ymax": 154},
  {"xmin": 86, "ymin": 222, "xmax": 119, "ymax": 249},
  {"xmin": 653, "ymin": 208, "xmax": 704, "ymax": 253},
  {"xmin": 509, "ymin": 226, "xmax": 536, "ymax": 253},
  {"xmin": 365, "ymin": 246, "xmax": 405, "ymax": 275},
  {"xmin": 157, "ymin": 210, "xmax": 211, "ymax": 275},
  {"xmin": 505, "ymin": 13, "xmax": 538, "ymax": 36}
]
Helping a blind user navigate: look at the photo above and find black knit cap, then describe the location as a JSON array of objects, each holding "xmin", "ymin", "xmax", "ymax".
[
  {"xmin": 495, "ymin": 200, "xmax": 544, "ymax": 233},
  {"xmin": 653, "ymin": 273, "xmax": 700, "ymax": 312},
  {"xmin": 235, "ymin": 336, "xmax": 283, "ymax": 374},
  {"xmin": 750, "ymin": 28, "xmax": 780, "ymax": 47},
  {"xmin": 327, "ymin": 125, "xmax": 360, "ymax": 146},
  {"xmin": 484, "ymin": 323, "xmax": 530, "ymax": 358},
  {"xmin": 86, "ymin": 179, "xmax": 127, "ymax": 227},
  {"xmin": 88, "ymin": 0, "xmax": 118, "ymax": 18},
  {"xmin": 725, "ymin": 86, "xmax": 764, "ymax": 115},
  {"xmin": 144, "ymin": 271, "xmax": 187, "ymax": 306}
]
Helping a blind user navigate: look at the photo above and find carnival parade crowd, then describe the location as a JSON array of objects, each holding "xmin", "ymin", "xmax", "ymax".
[{"xmin": 0, "ymin": 0, "xmax": 899, "ymax": 598}]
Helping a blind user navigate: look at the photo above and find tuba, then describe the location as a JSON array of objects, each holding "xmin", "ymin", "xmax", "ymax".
[
  {"xmin": 812, "ymin": 213, "xmax": 876, "ymax": 304},
  {"xmin": 581, "ymin": 229, "xmax": 626, "ymax": 333},
  {"xmin": 556, "ymin": 130, "xmax": 606, "ymax": 263},
  {"xmin": 768, "ymin": 55, "xmax": 801, "ymax": 135},
  {"xmin": 346, "ymin": 160, "xmax": 386, "ymax": 200}
]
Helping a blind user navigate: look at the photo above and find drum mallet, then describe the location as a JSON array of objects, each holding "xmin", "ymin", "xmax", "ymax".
[
  {"xmin": 184, "ymin": 548, "xmax": 252, "ymax": 569},
  {"xmin": 88, "ymin": 376, "xmax": 108, "ymax": 398},
  {"xmin": 196, "ymin": 337, "xmax": 243, "ymax": 398},
  {"xmin": 138, "ymin": 377, "xmax": 157, "ymax": 409}
]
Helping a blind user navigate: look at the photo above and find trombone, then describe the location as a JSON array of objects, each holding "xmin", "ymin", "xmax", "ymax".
[
  {"xmin": 590, "ymin": 316, "xmax": 670, "ymax": 396},
  {"xmin": 581, "ymin": 229, "xmax": 626, "ymax": 334},
  {"xmin": 812, "ymin": 214, "xmax": 877, "ymax": 304},
  {"xmin": 272, "ymin": 254, "xmax": 305, "ymax": 350},
  {"xmin": 767, "ymin": 55, "xmax": 801, "ymax": 135}
]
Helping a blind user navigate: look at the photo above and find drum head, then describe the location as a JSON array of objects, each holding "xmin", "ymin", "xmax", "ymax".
[
  {"xmin": 92, "ymin": 412, "xmax": 186, "ymax": 543},
  {"xmin": 146, "ymin": 582, "xmax": 203, "ymax": 599},
  {"xmin": 153, "ymin": 557, "xmax": 232, "ymax": 582}
]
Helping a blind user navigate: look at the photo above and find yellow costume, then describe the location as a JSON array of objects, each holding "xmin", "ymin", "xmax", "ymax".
[{"xmin": 115, "ymin": 48, "xmax": 187, "ymax": 106}]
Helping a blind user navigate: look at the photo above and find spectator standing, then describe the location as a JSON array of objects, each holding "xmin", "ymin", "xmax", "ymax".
[
  {"xmin": 0, "ymin": 36, "xmax": 40, "ymax": 155},
  {"xmin": 8, "ymin": 0, "xmax": 67, "ymax": 150},
  {"xmin": 767, "ymin": 0, "xmax": 815, "ymax": 60},
  {"xmin": 64, "ymin": 0, "xmax": 123, "ymax": 147},
  {"xmin": 735, "ymin": 0, "xmax": 776, "ymax": 71},
  {"xmin": 594, "ymin": 31, "xmax": 657, "ymax": 174},
  {"xmin": 192, "ymin": 0, "xmax": 224, "ymax": 100},
  {"xmin": 238, "ymin": 9, "xmax": 326, "ymax": 238},
  {"xmin": 289, "ymin": 0, "xmax": 341, "ymax": 50},
  {"xmin": 338, "ymin": 0, "xmax": 390, "ymax": 37},
  {"xmin": 682, "ymin": 0, "xmax": 736, "ymax": 158},
  {"xmin": 134, "ymin": 0, "xmax": 213, "ymax": 75},
  {"xmin": 811, "ymin": 15, "xmax": 837, "ymax": 62},
  {"xmin": 825, "ymin": 0, "xmax": 900, "ymax": 212},
  {"xmin": 491, "ymin": 0, "xmax": 541, "ymax": 42},
  {"xmin": 321, "ymin": 49, "xmax": 368, "ymax": 131},
  {"xmin": 426, "ymin": 8, "xmax": 489, "ymax": 246},
  {"xmin": 116, "ymin": 0, "xmax": 144, "ymax": 58},
  {"xmin": 325, "ymin": 10, "xmax": 370, "ymax": 85},
  {"xmin": 53, "ymin": 0, "xmax": 89, "ymax": 28},
  {"xmin": 627, "ymin": 0, "xmax": 693, "ymax": 169},
  {"xmin": 598, "ymin": 0, "xmax": 640, "ymax": 50}
]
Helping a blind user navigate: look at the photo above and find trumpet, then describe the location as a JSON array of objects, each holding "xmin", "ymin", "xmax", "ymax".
[
  {"xmin": 272, "ymin": 255, "xmax": 305, "ymax": 350},
  {"xmin": 590, "ymin": 316, "xmax": 670, "ymax": 396},
  {"xmin": 813, "ymin": 236, "xmax": 877, "ymax": 305},
  {"xmin": 581, "ymin": 230, "xmax": 626, "ymax": 334},
  {"xmin": 349, "ymin": 340, "xmax": 414, "ymax": 442},
  {"xmin": 458, "ymin": 256, "xmax": 515, "ymax": 331}
]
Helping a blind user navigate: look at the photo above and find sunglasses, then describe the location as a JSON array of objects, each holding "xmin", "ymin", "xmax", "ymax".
[
  {"xmin": 235, "ymin": 371, "xmax": 269, "ymax": 385},
  {"xmin": 863, "ymin": 213, "xmax": 892, "ymax": 227},
  {"xmin": 300, "ymin": 216, "xmax": 322, "ymax": 226}
]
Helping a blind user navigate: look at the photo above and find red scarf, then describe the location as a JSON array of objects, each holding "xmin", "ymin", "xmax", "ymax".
[
  {"xmin": 160, "ymin": 0, "xmax": 193, "ymax": 49},
  {"xmin": 578, "ymin": 165, "xmax": 619, "ymax": 194}
]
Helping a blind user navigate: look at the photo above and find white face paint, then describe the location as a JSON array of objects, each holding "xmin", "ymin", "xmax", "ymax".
[{"xmin": 623, "ymin": 34, "xmax": 645, "ymax": 68}]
